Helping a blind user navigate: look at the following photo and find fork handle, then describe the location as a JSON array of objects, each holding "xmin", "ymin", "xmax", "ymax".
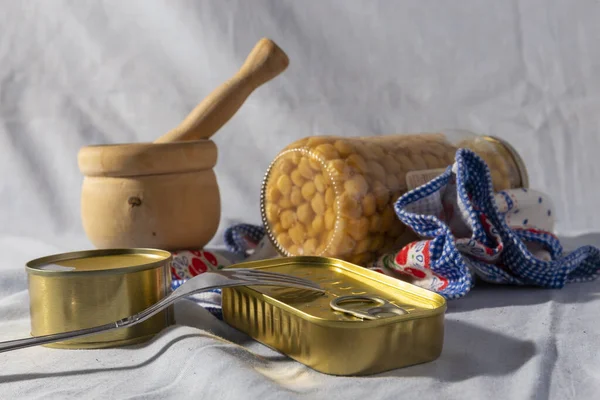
[
  {"xmin": 0, "ymin": 322, "xmax": 119, "ymax": 353},
  {"xmin": 0, "ymin": 293, "xmax": 173, "ymax": 353}
]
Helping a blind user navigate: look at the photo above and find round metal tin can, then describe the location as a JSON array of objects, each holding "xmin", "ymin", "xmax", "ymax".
[{"xmin": 25, "ymin": 248, "xmax": 174, "ymax": 349}]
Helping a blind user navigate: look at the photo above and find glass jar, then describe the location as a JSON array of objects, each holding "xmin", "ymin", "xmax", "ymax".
[{"xmin": 260, "ymin": 131, "xmax": 528, "ymax": 266}]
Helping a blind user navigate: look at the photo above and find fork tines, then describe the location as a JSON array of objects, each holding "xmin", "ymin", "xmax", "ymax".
[{"xmin": 223, "ymin": 268, "xmax": 322, "ymax": 290}]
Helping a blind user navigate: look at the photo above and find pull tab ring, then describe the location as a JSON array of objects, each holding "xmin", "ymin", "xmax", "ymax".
[{"xmin": 330, "ymin": 295, "xmax": 408, "ymax": 320}]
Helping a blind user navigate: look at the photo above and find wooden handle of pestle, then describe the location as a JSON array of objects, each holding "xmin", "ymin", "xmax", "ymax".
[{"xmin": 154, "ymin": 38, "xmax": 289, "ymax": 143}]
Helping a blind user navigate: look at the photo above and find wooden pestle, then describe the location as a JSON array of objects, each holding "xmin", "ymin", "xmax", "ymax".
[
  {"xmin": 154, "ymin": 38, "xmax": 289, "ymax": 144},
  {"xmin": 78, "ymin": 38, "xmax": 289, "ymax": 250},
  {"xmin": 79, "ymin": 37, "xmax": 289, "ymax": 178}
]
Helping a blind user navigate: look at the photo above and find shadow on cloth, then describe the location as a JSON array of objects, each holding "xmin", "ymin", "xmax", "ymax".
[
  {"xmin": 0, "ymin": 301, "xmax": 291, "ymax": 384},
  {"xmin": 173, "ymin": 299, "xmax": 252, "ymax": 345},
  {"xmin": 377, "ymin": 319, "xmax": 536, "ymax": 381},
  {"xmin": 174, "ymin": 299, "xmax": 289, "ymax": 362},
  {"xmin": 446, "ymin": 279, "xmax": 600, "ymax": 313},
  {"xmin": 0, "ymin": 333, "xmax": 206, "ymax": 384},
  {"xmin": 443, "ymin": 232, "xmax": 600, "ymax": 312}
]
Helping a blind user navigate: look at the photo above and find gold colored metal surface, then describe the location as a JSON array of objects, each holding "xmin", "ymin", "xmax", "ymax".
[
  {"xmin": 222, "ymin": 256, "xmax": 446, "ymax": 376},
  {"xmin": 484, "ymin": 136, "xmax": 529, "ymax": 188},
  {"xmin": 26, "ymin": 248, "xmax": 174, "ymax": 349}
]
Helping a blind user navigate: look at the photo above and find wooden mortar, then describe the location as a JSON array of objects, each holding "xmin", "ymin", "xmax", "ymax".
[{"xmin": 77, "ymin": 38, "xmax": 289, "ymax": 250}]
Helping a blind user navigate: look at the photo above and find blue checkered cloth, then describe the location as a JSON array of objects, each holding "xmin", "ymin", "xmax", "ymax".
[
  {"xmin": 394, "ymin": 148, "xmax": 600, "ymax": 299},
  {"xmin": 223, "ymin": 223, "xmax": 266, "ymax": 256}
]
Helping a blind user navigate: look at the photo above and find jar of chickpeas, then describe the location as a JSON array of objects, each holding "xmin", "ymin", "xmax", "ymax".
[{"xmin": 260, "ymin": 131, "xmax": 528, "ymax": 266}]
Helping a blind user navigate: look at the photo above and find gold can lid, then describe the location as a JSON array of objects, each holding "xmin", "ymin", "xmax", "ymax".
[
  {"xmin": 26, "ymin": 248, "xmax": 172, "ymax": 276},
  {"xmin": 484, "ymin": 136, "xmax": 529, "ymax": 188}
]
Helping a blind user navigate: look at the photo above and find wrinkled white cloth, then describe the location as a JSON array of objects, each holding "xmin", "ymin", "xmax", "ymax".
[
  {"xmin": 1, "ymin": 233, "xmax": 599, "ymax": 399},
  {"xmin": 2, "ymin": 1, "xmax": 600, "ymax": 399}
]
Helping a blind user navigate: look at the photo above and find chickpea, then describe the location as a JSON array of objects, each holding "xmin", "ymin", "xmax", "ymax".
[
  {"xmin": 280, "ymin": 210, "xmax": 297, "ymax": 230},
  {"xmin": 339, "ymin": 193, "xmax": 362, "ymax": 219},
  {"xmin": 382, "ymin": 155, "xmax": 401, "ymax": 173},
  {"xmin": 276, "ymin": 175, "xmax": 292, "ymax": 196},
  {"xmin": 290, "ymin": 153, "xmax": 302, "ymax": 165},
  {"xmin": 369, "ymin": 213, "xmax": 382, "ymax": 233},
  {"xmin": 346, "ymin": 154, "xmax": 369, "ymax": 174},
  {"xmin": 409, "ymin": 153, "xmax": 428, "ymax": 170},
  {"xmin": 278, "ymin": 158, "xmax": 295, "ymax": 175},
  {"xmin": 266, "ymin": 203, "xmax": 280, "ymax": 222},
  {"xmin": 265, "ymin": 185, "xmax": 281, "ymax": 203},
  {"xmin": 278, "ymin": 196, "xmax": 293, "ymax": 209},
  {"xmin": 372, "ymin": 181, "xmax": 390, "ymax": 211},
  {"xmin": 297, "ymin": 203, "xmax": 315, "ymax": 225},
  {"xmin": 367, "ymin": 160, "xmax": 386, "ymax": 183},
  {"xmin": 289, "ymin": 224, "xmax": 306, "ymax": 246},
  {"xmin": 314, "ymin": 174, "xmax": 327, "ymax": 193},
  {"xmin": 344, "ymin": 174, "xmax": 369, "ymax": 199},
  {"xmin": 311, "ymin": 192, "xmax": 326, "ymax": 215},
  {"xmin": 301, "ymin": 181, "xmax": 316, "ymax": 201},
  {"xmin": 312, "ymin": 215, "xmax": 325, "ymax": 235},
  {"xmin": 385, "ymin": 174, "xmax": 400, "ymax": 192},
  {"xmin": 361, "ymin": 193, "xmax": 377, "ymax": 217},
  {"xmin": 315, "ymin": 143, "xmax": 340, "ymax": 160},
  {"xmin": 324, "ymin": 209, "xmax": 336, "ymax": 230},
  {"xmin": 288, "ymin": 244, "xmax": 300, "ymax": 255},
  {"xmin": 290, "ymin": 169, "xmax": 306, "ymax": 187},
  {"xmin": 325, "ymin": 187, "xmax": 335, "ymax": 207},
  {"xmin": 396, "ymin": 154, "xmax": 414, "ymax": 171},
  {"xmin": 316, "ymin": 243, "xmax": 327, "ymax": 255},
  {"xmin": 290, "ymin": 187, "xmax": 303, "ymax": 206},
  {"xmin": 328, "ymin": 159, "xmax": 351, "ymax": 180},
  {"xmin": 309, "ymin": 158, "xmax": 322, "ymax": 171},
  {"xmin": 277, "ymin": 233, "xmax": 293, "ymax": 248},
  {"xmin": 335, "ymin": 234, "xmax": 356, "ymax": 254},
  {"xmin": 366, "ymin": 143, "xmax": 386, "ymax": 160},
  {"xmin": 271, "ymin": 223, "xmax": 284, "ymax": 236},
  {"xmin": 423, "ymin": 153, "xmax": 441, "ymax": 169},
  {"xmin": 353, "ymin": 141, "xmax": 372, "ymax": 160},
  {"xmin": 298, "ymin": 158, "xmax": 315, "ymax": 179},
  {"xmin": 347, "ymin": 217, "xmax": 370, "ymax": 241},
  {"xmin": 303, "ymin": 238, "xmax": 318, "ymax": 254},
  {"xmin": 334, "ymin": 140, "xmax": 355, "ymax": 157}
]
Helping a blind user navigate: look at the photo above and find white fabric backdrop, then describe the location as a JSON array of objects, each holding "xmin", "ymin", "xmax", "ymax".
[
  {"xmin": 2, "ymin": 0, "xmax": 600, "ymax": 242},
  {"xmin": 1, "ymin": 1, "xmax": 599, "ymax": 399}
]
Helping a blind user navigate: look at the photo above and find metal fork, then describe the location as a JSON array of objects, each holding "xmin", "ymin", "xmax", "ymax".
[{"xmin": 0, "ymin": 268, "xmax": 323, "ymax": 353}]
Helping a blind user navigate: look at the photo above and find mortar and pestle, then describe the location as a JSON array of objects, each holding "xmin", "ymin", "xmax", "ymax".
[{"xmin": 77, "ymin": 38, "xmax": 289, "ymax": 250}]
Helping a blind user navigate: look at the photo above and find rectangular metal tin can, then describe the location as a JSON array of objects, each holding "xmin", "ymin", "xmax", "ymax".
[
  {"xmin": 222, "ymin": 256, "xmax": 447, "ymax": 376},
  {"xmin": 25, "ymin": 248, "xmax": 174, "ymax": 349}
]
